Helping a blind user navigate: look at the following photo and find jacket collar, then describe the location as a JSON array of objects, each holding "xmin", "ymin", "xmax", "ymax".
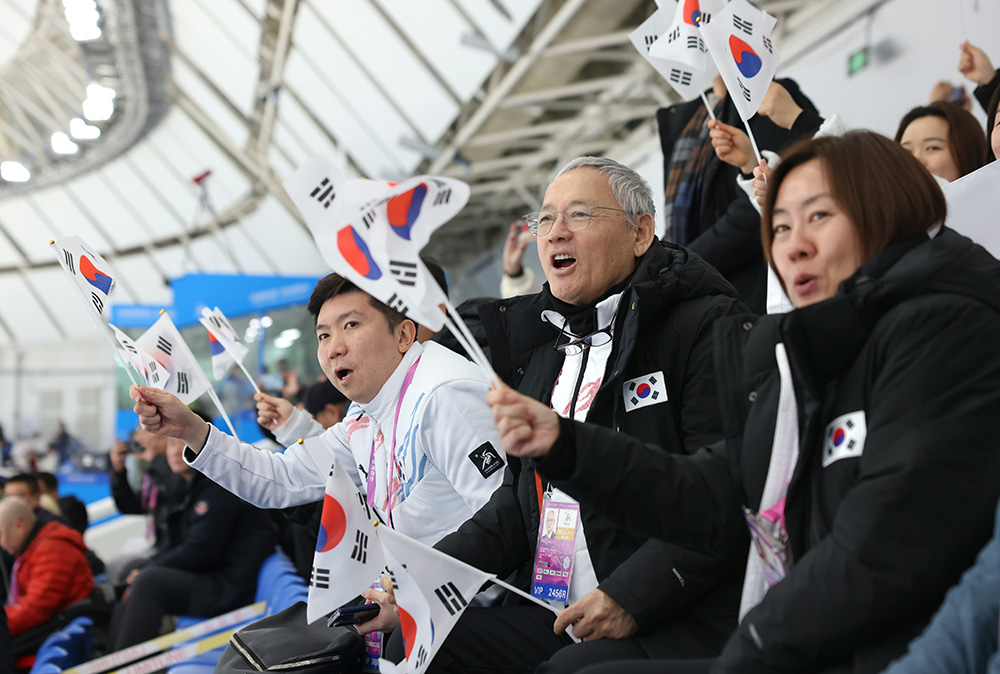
[{"xmin": 360, "ymin": 341, "xmax": 424, "ymax": 427}]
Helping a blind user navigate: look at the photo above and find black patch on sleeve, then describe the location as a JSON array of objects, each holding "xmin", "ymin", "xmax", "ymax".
[{"xmin": 468, "ymin": 442, "xmax": 503, "ymax": 479}]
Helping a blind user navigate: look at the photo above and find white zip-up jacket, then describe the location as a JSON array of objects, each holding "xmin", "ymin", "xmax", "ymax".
[{"xmin": 186, "ymin": 341, "xmax": 505, "ymax": 546}]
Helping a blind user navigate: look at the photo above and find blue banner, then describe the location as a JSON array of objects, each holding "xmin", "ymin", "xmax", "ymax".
[{"xmin": 111, "ymin": 273, "xmax": 321, "ymax": 330}]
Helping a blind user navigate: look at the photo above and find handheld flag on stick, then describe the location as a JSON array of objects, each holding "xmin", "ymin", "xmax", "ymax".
[
  {"xmin": 304, "ymin": 452, "xmax": 386, "ymax": 623},
  {"xmin": 630, "ymin": 1, "xmax": 722, "ymax": 114},
  {"xmin": 199, "ymin": 307, "xmax": 261, "ymax": 395},
  {"xmin": 51, "ymin": 237, "xmax": 139, "ymax": 387},
  {"xmin": 374, "ymin": 524, "xmax": 559, "ymax": 674},
  {"xmin": 375, "ymin": 524, "xmax": 492, "ymax": 674},
  {"xmin": 136, "ymin": 310, "xmax": 239, "ymax": 439},
  {"xmin": 284, "ymin": 158, "xmax": 499, "ymax": 386},
  {"xmin": 110, "ymin": 324, "xmax": 171, "ymax": 389},
  {"xmin": 137, "ymin": 311, "xmax": 212, "ymax": 406},
  {"xmin": 700, "ymin": 0, "xmax": 780, "ymax": 163}
]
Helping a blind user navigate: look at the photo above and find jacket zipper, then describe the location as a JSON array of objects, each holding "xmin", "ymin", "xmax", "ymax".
[{"xmin": 568, "ymin": 347, "xmax": 590, "ymax": 421}]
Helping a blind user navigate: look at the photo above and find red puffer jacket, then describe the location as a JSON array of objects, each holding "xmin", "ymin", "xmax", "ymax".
[{"xmin": 5, "ymin": 520, "xmax": 94, "ymax": 635}]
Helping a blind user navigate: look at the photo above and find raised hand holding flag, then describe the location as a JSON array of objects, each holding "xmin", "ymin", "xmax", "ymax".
[
  {"xmin": 134, "ymin": 310, "xmax": 239, "ymax": 439},
  {"xmin": 699, "ymin": 0, "xmax": 779, "ymax": 162}
]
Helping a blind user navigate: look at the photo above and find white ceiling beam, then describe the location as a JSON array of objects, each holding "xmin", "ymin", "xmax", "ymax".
[
  {"xmin": 299, "ymin": 0, "xmax": 434, "ymax": 147},
  {"xmin": 541, "ymin": 30, "xmax": 632, "ymax": 58},
  {"xmin": 428, "ymin": 0, "xmax": 590, "ymax": 174},
  {"xmin": 500, "ymin": 74, "xmax": 635, "ymax": 108},
  {"xmin": 367, "ymin": 0, "xmax": 464, "ymax": 105},
  {"xmin": 465, "ymin": 103, "xmax": 659, "ymax": 147},
  {"xmin": 254, "ymin": 0, "xmax": 299, "ymax": 172}
]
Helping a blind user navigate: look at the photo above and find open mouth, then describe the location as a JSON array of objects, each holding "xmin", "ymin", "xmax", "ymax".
[
  {"xmin": 335, "ymin": 368, "xmax": 353, "ymax": 383},
  {"xmin": 793, "ymin": 274, "xmax": 818, "ymax": 295},
  {"xmin": 551, "ymin": 253, "xmax": 577, "ymax": 270}
]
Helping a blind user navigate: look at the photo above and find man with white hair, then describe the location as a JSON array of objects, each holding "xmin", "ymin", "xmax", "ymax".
[{"xmin": 372, "ymin": 156, "xmax": 751, "ymax": 673}]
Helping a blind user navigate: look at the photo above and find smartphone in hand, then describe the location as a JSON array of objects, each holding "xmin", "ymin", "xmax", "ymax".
[{"xmin": 327, "ymin": 604, "xmax": 380, "ymax": 627}]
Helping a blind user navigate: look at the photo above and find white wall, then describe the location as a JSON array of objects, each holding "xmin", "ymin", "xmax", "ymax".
[
  {"xmin": 778, "ymin": 0, "xmax": 999, "ymax": 135},
  {"xmin": 0, "ymin": 338, "xmax": 116, "ymax": 452}
]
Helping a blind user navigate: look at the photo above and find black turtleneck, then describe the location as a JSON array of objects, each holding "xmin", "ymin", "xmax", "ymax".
[{"xmin": 545, "ymin": 275, "xmax": 633, "ymax": 335}]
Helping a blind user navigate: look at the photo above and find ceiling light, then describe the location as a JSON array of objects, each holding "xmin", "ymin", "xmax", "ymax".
[
  {"xmin": 260, "ymin": 316, "xmax": 273, "ymax": 328},
  {"xmin": 83, "ymin": 83, "xmax": 116, "ymax": 121},
  {"xmin": 51, "ymin": 132, "xmax": 79, "ymax": 154},
  {"xmin": 70, "ymin": 118, "xmax": 101, "ymax": 140},
  {"xmin": 68, "ymin": 22, "xmax": 101, "ymax": 41},
  {"xmin": 0, "ymin": 162, "xmax": 30, "ymax": 182},
  {"xmin": 63, "ymin": 0, "xmax": 102, "ymax": 41}
]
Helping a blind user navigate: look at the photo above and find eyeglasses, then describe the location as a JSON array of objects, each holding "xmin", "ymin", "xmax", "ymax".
[
  {"xmin": 553, "ymin": 326, "xmax": 614, "ymax": 356},
  {"xmin": 522, "ymin": 205, "xmax": 626, "ymax": 236}
]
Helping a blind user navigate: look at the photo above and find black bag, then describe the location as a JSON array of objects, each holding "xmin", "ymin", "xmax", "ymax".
[{"xmin": 215, "ymin": 602, "xmax": 364, "ymax": 674}]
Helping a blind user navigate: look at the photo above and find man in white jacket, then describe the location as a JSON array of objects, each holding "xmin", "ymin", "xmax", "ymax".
[{"xmin": 129, "ymin": 273, "xmax": 506, "ymax": 590}]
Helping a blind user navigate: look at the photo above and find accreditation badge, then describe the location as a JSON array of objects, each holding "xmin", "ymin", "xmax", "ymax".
[{"xmin": 531, "ymin": 495, "xmax": 580, "ymax": 604}]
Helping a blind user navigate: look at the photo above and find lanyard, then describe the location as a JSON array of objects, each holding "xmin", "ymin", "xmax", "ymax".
[{"xmin": 365, "ymin": 355, "xmax": 422, "ymax": 521}]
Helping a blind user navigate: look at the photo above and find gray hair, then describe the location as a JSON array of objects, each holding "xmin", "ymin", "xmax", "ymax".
[{"xmin": 551, "ymin": 156, "xmax": 655, "ymax": 230}]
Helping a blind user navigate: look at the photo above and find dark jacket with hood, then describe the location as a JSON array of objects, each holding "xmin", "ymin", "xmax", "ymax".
[
  {"xmin": 658, "ymin": 78, "xmax": 822, "ymax": 313},
  {"xmin": 536, "ymin": 228, "xmax": 1000, "ymax": 673},
  {"xmin": 149, "ymin": 472, "xmax": 275, "ymax": 616},
  {"xmin": 436, "ymin": 239, "xmax": 750, "ymax": 656}
]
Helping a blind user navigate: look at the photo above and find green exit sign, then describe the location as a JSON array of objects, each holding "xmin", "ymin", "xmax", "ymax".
[{"xmin": 848, "ymin": 47, "xmax": 869, "ymax": 76}]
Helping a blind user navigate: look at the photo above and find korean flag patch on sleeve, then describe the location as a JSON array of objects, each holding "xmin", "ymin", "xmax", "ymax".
[
  {"xmin": 623, "ymin": 371, "xmax": 668, "ymax": 412},
  {"xmin": 822, "ymin": 411, "xmax": 867, "ymax": 467}
]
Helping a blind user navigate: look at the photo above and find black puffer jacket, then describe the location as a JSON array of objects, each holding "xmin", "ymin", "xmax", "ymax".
[
  {"xmin": 537, "ymin": 228, "xmax": 1000, "ymax": 673},
  {"xmin": 436, "ymin": 240, "xmax": 750, "ymax": 657},
  {"xmin": 659, "ymin": 78, "xmax": 822, "ymax": 313},
  {"xmin": 151, "ymin": 472, "xmax": 276, "ymax": 616}
]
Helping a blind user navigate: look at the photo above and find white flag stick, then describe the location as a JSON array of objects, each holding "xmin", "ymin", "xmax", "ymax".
[
  {"xmin": 700, "ymin": 91, "xmax": 717, "ymax": 121},
  {"xmin": 488, "ymin": 577, "xmax": 560, "ymax": 615},
  {"xmin": 440, "ymin": 299, "xmax": 501, "ymax": 388},
  {"xmin": 235, "ymin": 359, "xmax": 263, "ymax": 395},
  {"xmin": 741, "ymin": 117, "xmax": 764, "ymax": 167},
  {"xmin": 204, "ymin": 386, "xmax": 239, "ymax": 440},
  {"xmin": 113, "ymin": 344, "xmax": 141, "ymax": 388}
]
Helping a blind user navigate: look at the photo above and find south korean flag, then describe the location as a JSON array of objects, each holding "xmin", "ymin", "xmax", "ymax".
[
  {"xmin": 109, "ymin": 324, "xmax": 171, "ymax": 389},
  {"xmin": 623, "ymin": 371, "xmax": 668, "ymax": 413},
  {"xmin": 822, "ymin": 411, "xmax": 867, "ymax": 468},
  {"xmin": 305, "ymin": 448, "xmax": 386, "ymax": 624}
]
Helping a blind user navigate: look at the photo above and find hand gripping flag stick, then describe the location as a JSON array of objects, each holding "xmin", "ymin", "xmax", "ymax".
[{"xmin": 155, "ymin": 310, "xmax": 239, "ymax": 439}]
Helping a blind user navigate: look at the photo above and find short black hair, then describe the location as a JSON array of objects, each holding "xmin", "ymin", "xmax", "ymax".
[
  {"xmin": 35, "ymin": 472, "xmax": 58, "ymax": 492},
  {"xmin": 303, "ymin": 380, "xmax": 349, "ymax": 416},
  {"xmin": 421, "ymin": 256, "xmax": 449, "ymax": 297},
  {"xmin": 307, "ymin": 273, "xmax": 408, "ymax": 333},
  {"xmin": 6, "ymin": 473, "xmax": 40, "ymax": 495}
]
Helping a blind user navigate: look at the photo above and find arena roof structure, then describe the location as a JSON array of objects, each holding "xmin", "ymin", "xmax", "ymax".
[{"xmin": 0, "ymin": 0, "xmax": 920, "ymax": 344}]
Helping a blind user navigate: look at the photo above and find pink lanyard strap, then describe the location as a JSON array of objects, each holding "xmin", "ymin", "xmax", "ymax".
[{"xmin": 365, "ymin": 355, "xmax": 422, "ymax": 522}]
